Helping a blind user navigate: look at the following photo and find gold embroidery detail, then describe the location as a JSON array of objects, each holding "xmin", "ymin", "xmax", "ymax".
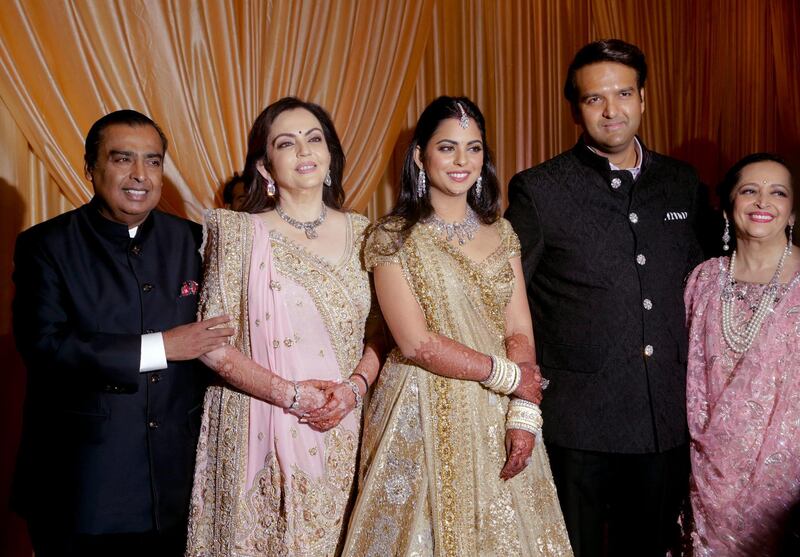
[
  {"xmin": 273, "ymin": 340, "xmax": 280, "ymax": 349},
  {"xmin": 188, "ymin": 209, "xmax": 255, "ymax": 556},
  {"xmin": 270, "ymin": 279, "xmax": 281, "ymax": 290},
  {"xmin": 347, "ymin": 218, "xmax": 566, "ymax": 556},
  {"xmin": 188, "ymin": 211, "xmax": 377, "ymax": 557},
  {"xmin": 284, "ymin": 338, "xmax": 294, "ymax": 347}
]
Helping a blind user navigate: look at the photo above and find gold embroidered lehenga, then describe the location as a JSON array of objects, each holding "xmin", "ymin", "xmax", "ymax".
[
  {"xmin": 341, "ymin": 218, "xmax": 572, "ymax": 557},
  {"xmin": 186, "ymin": 209, "xmax": 372, "ymax": 556}
]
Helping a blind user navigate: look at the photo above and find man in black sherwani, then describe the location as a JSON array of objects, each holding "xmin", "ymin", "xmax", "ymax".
[
  {"xmin": 506, "ymin": 40, "xmax": 704, "ymax": 556},
  {"xmin": 11, "ymin": 110, "xmax": 232, "ymax": 556}
]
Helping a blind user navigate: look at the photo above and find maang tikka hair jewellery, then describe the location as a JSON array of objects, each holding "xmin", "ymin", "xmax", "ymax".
[{"xmin": 457, "ymin": 102, "xmax": 469, "ymax": 129}]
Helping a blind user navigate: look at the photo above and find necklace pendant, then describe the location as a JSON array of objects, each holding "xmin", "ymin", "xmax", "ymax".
[{"xmin": 276, "ymin": 203, "xmax": 327, "ymax": 241}]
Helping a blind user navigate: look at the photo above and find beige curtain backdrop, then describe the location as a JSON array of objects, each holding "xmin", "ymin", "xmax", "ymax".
[{"xmin": 1, "ymin": 1, "xmax": 798, "ymax": 555}]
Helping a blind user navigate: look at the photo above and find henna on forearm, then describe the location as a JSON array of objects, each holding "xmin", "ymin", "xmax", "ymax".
[
  {"xmin": 411, "ymin": 334, "xmax": 492, "ymax": 381},
  {"xmin": 504, "ymin": 332, "xmax": 543, "ymax": 404},
  {"xmin": 505, "ymin": 332, "xmax": 536, "ymax": 364},
  {"xmin": 201, "ymin": 346, "xmax": 293, "ymax": 407}
]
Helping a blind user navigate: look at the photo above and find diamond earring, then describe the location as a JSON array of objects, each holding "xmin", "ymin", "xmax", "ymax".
[
  {"xmin": 324, "ymin": 170, "xmax": 332, "ymax": 187},
  {"xmin": 266, "ymin": 176, "xmax": 276, "ymax": 197},
  {"xmin": 416, "ymin": 169, "xmax": 427, "ymax": 199},
  {"xmin": 474, "ymin": 176, "xmax": 483, "ymax": 199},
  {"xmin": 789, "ymin": 222, "xmax": 795, "ymax": 255}
]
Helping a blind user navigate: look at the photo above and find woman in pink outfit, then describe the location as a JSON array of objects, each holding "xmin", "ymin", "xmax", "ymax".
[
  {"xmin": 685, "ymin": 153, "xmax": 800, "ymax": 555},
  {"xmin": 185, "ymin": 97, "xmax": 383, "ymax": 556}
]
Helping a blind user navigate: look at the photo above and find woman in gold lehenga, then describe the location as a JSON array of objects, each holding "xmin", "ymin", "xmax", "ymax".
[
  {"xmin": 185, "ymin": 98, "xmax": 382, "ymax": 556},
  {"xmin": 342, "ymin": 97, "xmax": 572, "ymax": 556}
]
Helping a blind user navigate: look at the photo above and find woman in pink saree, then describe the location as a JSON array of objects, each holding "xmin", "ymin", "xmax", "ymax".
[
  {"xmin": 185, "ymin": 98, "xmax": 382, "ymax": 556},
  {"xmin": 685, "ymin": 153, "xmax": 800, "ymax": 555}
]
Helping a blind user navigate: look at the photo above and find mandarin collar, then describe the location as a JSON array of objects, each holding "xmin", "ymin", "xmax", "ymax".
[
  {"xmin": 572, "ymin": 135, "xmax": 650, "ymax": 180},
  {"xmin": 86, "ymin": 197, "xmax": 155, "ymax": 241}
]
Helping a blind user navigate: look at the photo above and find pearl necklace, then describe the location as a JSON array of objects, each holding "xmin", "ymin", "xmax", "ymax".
[
  {"xmin": 425, "ymin": 207, "xmax": 480, "ymax": 245},
  {"xmin": 275, "ymin": 204, "xmax": 327, "ymax": 239},
  {"xmin": 721, "ymin": 245, "xmax": 790, "ymax": 353}
]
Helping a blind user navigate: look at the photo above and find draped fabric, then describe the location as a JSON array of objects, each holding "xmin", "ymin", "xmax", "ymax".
[
  {"xmin": 685, "ymin": 258, "xmax": 800, "ymax": 553},
  {"xmin": 342, "ymin": 218, "xmax": 572, "ymax": 556},
  {"xmin": 1, "ymin": 2, "xmax": 798, "ymax": 556},
  {"xmin": 188, "ymin": 210, "xmax": 371, "ymax": 556}
]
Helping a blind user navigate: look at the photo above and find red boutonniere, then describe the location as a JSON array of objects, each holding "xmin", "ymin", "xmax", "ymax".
[{"xmin": 180, "ymin": 280, "xmax": 199, "ymax": 297}]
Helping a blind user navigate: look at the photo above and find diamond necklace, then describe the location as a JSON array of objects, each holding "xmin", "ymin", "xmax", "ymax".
[
  {"xmin": 721, "ymin": 245, "xmax": 790, "ymax": 353},
  {"xmin": 425, "ymin": 207, "xmax": 480, "ymax": 245},
  {"xmin": 275, "ymin": 203, "xmax": 327, "ymax": 239}
]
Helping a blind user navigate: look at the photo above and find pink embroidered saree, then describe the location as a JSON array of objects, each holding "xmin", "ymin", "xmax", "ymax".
[{"xmin": 685, "ymin": 257, "xmax": 800, "ymax": 555}]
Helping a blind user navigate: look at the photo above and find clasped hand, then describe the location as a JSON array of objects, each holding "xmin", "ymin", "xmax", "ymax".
[{"xmin": 292, "ymin": 379, "xmax": 360, "ymax": 431}]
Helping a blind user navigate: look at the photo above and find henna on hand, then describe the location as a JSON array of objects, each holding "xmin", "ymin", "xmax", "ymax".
[
  {"xmin": 504, "ymin": 332, "xmax": 543, "ymax": 404},
  {"xmin": 500, "ymin": 428, "xmax": 535, "ymax": 480},
  {"xmin": 302, "ymin": 383, "xmax": 356, "ymax": 431},
  {"xmin": 412, "ymin": 334, "xmax": 492, "ymax": 381}
]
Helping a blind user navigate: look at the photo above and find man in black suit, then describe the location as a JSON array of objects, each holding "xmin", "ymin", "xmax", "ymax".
[
  {"xmin": 506, "ymin": 40, "xmax": 703, "ymax": 556},
  {"xmin": 11, "ymin": 110, "xmax": 232, "ymax": 556}
]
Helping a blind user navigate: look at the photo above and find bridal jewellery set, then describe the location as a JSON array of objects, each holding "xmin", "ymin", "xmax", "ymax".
[{"xmin": 721, "ymin": 228, "xmax": 793, "ymax": 354}]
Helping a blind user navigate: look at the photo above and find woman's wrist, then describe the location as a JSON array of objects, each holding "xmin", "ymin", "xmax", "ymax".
[
  {"xmin": 285, "ymin": 380, "xmax": 301, "ymax": 410},
  {"xmin": 343, "ymin": 379, "xmax": 363, "ymax": 409},
  {"xmin": 506, "ymin": 398, "xmax": 543, "ymax": 435},
  {"xmin": 351, "ymin": 371, "xmax": 369, "ymax": 395},
  {"xmin": 481, "ymin": 355, "xmax": 521, "ymax": 395}
]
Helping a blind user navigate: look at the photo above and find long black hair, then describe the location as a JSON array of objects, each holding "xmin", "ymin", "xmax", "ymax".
[
  {"xmin": 386, "ymin": 95, "xmax": 500, "ymax": 231},
  {"xmin": 239, "ymin": 97, "xmax": 346, "ymax": 213}
]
